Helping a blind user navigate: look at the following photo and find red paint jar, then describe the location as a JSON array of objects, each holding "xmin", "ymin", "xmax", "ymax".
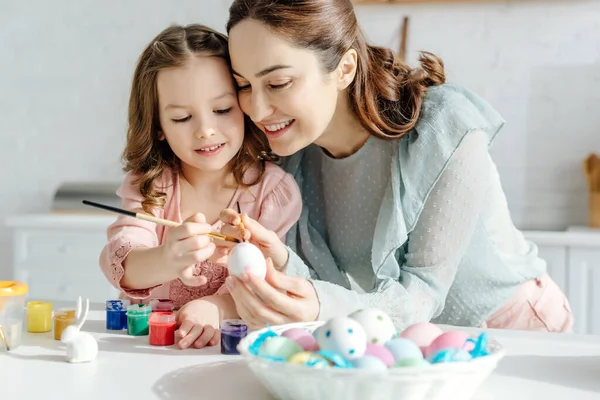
[{"xmin": 148, "ymin": 312, "xmax": 176, "ymax": 346}]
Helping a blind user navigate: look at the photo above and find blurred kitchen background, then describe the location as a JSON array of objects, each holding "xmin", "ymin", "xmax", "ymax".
[{"xmin": 1, "ymin": 0, "xmax": 599, "ymax": 332}]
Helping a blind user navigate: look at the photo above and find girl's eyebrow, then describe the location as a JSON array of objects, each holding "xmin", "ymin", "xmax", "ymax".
[{"xmin": 164, "ymin": 92, "xmax": 235, "ymax": 109}]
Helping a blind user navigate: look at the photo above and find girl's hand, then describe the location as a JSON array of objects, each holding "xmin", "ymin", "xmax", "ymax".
[
  {"xmin": 175, "ymin": 296, "xmax": 221, "ymax": 349},
  {"xmin": 226, "ymin": 258, "xmax": 320, "ymax": 329},
  {"xmin": 218, "ymin": 210, "xmax": 289, "ymax": 270},
  {"xmin": 161, "ymin": 213, "xmax": 216, "ymax": 286}
]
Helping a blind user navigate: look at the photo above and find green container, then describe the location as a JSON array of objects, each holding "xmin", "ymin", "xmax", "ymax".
[{"xmin": 126, "ymin": 304, "xmax": 152, "ymax": 336}]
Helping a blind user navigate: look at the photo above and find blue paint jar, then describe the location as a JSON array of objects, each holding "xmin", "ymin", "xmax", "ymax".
[
  {"xmin": 220, "ymin": 319, "xmax": 248, "ymax": 355},
  {"xmin": 106, "ymin": 299, "xmax": 130, "ymax": 330}
]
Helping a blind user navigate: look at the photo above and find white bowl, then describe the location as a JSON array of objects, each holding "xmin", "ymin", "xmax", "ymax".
[{"xmin": 238, "ymin": 321, "xmax": 506, "ymax": 400}]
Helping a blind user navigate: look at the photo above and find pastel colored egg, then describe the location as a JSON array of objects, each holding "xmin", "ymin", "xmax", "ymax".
[
  {"xmin": 351, "ymin": 356, "xmax": 388, "ymax": 371},
  {"xmin": 348, "ymin": 308, "xmax": 397, "ymax": 345},
  {"xmin": 288, "ymin": 351, "xmax": 330, "ymax": 368},
  {"xmin": 385, "ymin": 337, "xmax": 424, "ymax": 362},
  {"xmin": 316, "ymin": 317, "xmax": 367, "ymax": 360},
  {"xmin": 227, "ymin": 242, "xmax": 267, "ymax": 280},
  {"xmin": 258, "ymin": 336, "xmax": 303, "ymax": 360},
  {"xmin": 281, "ymin": 328, "xmax": 319, "ymax": 351},
  {"xmin": 427, "ymin": 348, "xmax": 472, "ymax": 364},
  {"xmin": 364, "ymin": 343, "xmax": 395, "ymax": 367},
  {"xmin": 399, "ymin": 322, "xmax": 443, "ymax": 349},
  {"xmin": 393, "ymin": 358, "xmax": 430, "ymax": 368},
  {"xmin": 424, "ymin": 330, "xmax": 470, "ymax": 358}
]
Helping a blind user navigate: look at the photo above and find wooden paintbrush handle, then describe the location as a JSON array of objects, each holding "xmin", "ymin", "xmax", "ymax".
[{"xmin": 136, "ymin": 213, "xmax": 180, "ymax": 228}]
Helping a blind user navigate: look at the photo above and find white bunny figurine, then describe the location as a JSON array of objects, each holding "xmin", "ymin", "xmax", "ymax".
[{"xmin": 61, "ymin": 296, "xmax": 98, "ymax": 363}]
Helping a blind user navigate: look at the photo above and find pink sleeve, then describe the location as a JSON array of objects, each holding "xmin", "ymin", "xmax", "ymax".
[
  {"xmin": 99, "ymin": 171, "xmax": 165, "ymax": 299},
  {"xmin": 257, "ymin": 167, "xmax": 302, "ymax": 241}
]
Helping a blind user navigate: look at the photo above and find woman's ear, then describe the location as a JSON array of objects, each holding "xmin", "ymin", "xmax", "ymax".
[
  {"xmin": 158, "ymin": 131, "xmax": 165, "ymax": 140},
  {"xmin": 336, "ymin": 48, "xmax": 358, "ymax": 90}
]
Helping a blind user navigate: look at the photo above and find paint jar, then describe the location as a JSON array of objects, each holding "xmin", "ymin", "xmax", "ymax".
[
  {"xmin": 53, "ymin": 309, "xmax": 76, "ymax": 341},
  {"xmin": 27, "ymin": 301, "xmax": 53, "ymax": 333},
  {"xmin": 220, "ymin": 319, "xmax": 248, "ymax": 355},
  {"xmin": 148, "ymin": 312, "xmax": 176, "ymax": 346},
  {"xmin": 150, "ymin": 298, "xmax": 175, "ymax": 313},
  {"xmin": 126, "ymin": 304, "xmax": 151, "ymax": 336},
  {"xmin": 0, "ymin": 281, "xmax": 28, "ymax": 351},
  {"xmin": 106, "ymin": 299, "xmax": 130, "ymax": 330}
]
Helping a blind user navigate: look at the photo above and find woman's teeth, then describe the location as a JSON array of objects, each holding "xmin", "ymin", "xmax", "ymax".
[
  {"xmin": 265, "ymin": 120, "xmax": 293, "ymax": 132},
  {"xmin": 198, "ymin": 144, "xmax": 223, "ymax": 152}
]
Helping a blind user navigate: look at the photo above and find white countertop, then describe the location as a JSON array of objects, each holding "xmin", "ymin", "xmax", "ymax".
[{"xmin": 1, "ymin": 304, "xmax": 599, "ymax": 400}]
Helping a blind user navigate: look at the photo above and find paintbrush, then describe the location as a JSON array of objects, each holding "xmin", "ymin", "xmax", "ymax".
[
  {"xmin": 0, "ymin": 325, "xmax": 9, "ymax": 351},
  {"xmin": 236, "ymin": 201, "xmax": 247, "ymax": 242},
  {"xmin": 82, "ymin": 200, "xmax": 240, "ymax": 243}
]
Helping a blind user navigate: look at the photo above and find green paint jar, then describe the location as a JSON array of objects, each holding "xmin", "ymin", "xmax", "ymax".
[{"xmin": 126, "ymin": 304, "xmax": 151, "ymax": 336}]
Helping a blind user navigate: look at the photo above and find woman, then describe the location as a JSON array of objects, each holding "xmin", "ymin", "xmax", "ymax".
[{"xmin": 217, "ymin": 0, "xmax": 573, "ymax": 332}]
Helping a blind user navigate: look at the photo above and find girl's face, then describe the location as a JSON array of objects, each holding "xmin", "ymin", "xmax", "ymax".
[
  {"xmin": 228, "ymin": 19, "xmax": 341, "ymax": 156},
  {"xmin": 157, "ymin": 56, "xmax": 245, "ymax": 173}
]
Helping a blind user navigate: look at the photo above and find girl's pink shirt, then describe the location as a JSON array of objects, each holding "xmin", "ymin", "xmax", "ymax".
[{"xmin": 99, "ymin": 163, "xmax": 302, "ymax": 309}]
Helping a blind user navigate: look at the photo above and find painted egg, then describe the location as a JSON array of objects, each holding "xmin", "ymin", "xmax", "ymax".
[
  {"xmin": 288, "ymin": 351, "xmax": 330, "ymax": 368},
  {"xmin": 399, "ymin": 322, "xmax": 443, "ymax": 349},
  {"xmin": 364, "ymin": 343, "xmax": 395, "ymax": 367},
  {"xmin": 281, "ymin": 328, "xmax": 319, "ymax": 351},
  {"xmin": 424, "ymin": 330, "xmax": 470, "ymax": 358},
  {"xmin": 316, "ymin": 317, "xmax": 367, "ymax": 360},
  {"xmin": 385, "ymin": 337, "xmax": 424, "ymax": 362},
  {"xmin": 393, "ymin": 358, "xmax": 430, "ymax": 368},
  {"xmin": 348, "ymin": 308, "xmax": 397, "ymax": 345},
  {"xmin": 258, "ymin": 336, "xmax": 303, "ymax": 360},
  {"xmin": 427, "ymin": 348, "xmax": 472, "ymax": 364},
  {"xmin": 227, "ymin": 242, "xmax": 266, "ymax": 280},
  {"xmin": 351, "ymin": 356, "xmax": 388, "ymax": 371}
]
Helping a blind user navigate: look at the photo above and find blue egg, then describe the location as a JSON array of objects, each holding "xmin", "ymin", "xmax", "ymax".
[
  {"xmin": 385, "ymin": 338, "xmax": 423, "ymax": 362},
  {"xmin": 427, "ymin": 348, "xmax": 472, "ymax": 364},
  {"xmin": 351, "ymin": 356, "xmax": 388, "ymax": 371}
]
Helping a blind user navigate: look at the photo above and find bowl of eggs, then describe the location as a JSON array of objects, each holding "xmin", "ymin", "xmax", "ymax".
[{"xmin": 237, "ymin": 309, "xmax": 506, "ymax": 400}]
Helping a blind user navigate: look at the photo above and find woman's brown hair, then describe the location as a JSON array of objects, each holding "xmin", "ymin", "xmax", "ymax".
[
  {"xmin": 123, "ymin": 24, "xmax": 270, "ymax": 213},
  {"xmin": 226, "ymin": 0, "xmax": 445, "ymax": 140}
]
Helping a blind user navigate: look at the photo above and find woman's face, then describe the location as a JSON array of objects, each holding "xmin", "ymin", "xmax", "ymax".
[{"xmin": 228, "ymin": 19, "xmax": 341, "ymax": 156}]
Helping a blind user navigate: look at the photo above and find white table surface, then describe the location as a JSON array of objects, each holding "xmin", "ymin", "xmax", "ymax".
[{"xmin": 1, "ymin": 303, "xmax": 600, "ymax": 400}]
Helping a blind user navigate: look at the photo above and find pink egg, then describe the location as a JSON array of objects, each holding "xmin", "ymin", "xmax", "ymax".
[
  {"xmin": 399, "ymin": 322, "xmax": 443, "ymax": 348},
  {"xmin": 424, "ymin": 330, "xmax": 470, "ymax": 358},
  {"xmin": 281, "ymin": 328, "xmax": 319, "ymax": 351},
  {"xmin": 364, "ymin": 343, "xmax": 395, "ymax": 367}
]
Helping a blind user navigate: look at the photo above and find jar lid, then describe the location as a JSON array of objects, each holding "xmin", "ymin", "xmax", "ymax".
[
  {"xmin": 27, "ymin": 301, "xmax": 52, "ymax": 311},
  {"xmin": 106, "ymin": 299, "xmax": 130, "ymax": 311},
  {"xmin": 54, "ymin": 308, "xmax": 76, "ymax": 318},
  {"xmin": 0, "ymin": 281, "xmax": 28, "ymax": 297},
  {"xmin": 220, "ymin": 319, "xmax": 248, "ymax": 335},
  {"xmin": 149, "ymin": 311, "xmax": 176, "ymax": 324},
  {"xmin": 127, "ymin": 303, "xmax": 152, "ymax": 315}
]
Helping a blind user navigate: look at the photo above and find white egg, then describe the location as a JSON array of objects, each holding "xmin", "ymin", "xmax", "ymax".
[
  {"xmin": 227, "ymin": 242, "xmax": 266, "ymax": 280},
  {"xmin": 316, "ymin": 317, "xmax": 367, "ymax": 360},
  {"xmin": 348, "ymin": 308, "xmax": 397, "ymax": 345}
]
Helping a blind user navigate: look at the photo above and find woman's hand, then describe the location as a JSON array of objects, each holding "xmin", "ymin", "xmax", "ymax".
[
  {"xmin": 218, "ymin": 209, "xmax": 289, "ymax": 270},
  {"xmin": 161, "ymin": 213, "xmax": 216, "ymax": 286},
  {"xmin": 225, "ymin": 258, "xmax": 320, "ymax": 329}
]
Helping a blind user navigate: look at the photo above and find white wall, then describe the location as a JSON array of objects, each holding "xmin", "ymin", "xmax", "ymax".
[{"xmin": 2, "ymin": 0, "xmax": 600, "ymax": 278}]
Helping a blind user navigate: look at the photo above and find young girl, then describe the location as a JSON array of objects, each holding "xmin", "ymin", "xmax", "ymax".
[
  {"xmin": 99, "ymin": 24, "xmax": 301, "ymax": 349},
  {"xmin": 217, "ymin": 0, "xmax": 573, "ymax": 333}
]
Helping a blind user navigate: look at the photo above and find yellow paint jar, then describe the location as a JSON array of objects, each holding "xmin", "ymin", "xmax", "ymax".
[
  {"xmin": 53, "ymin": 309, "xmax": 76, "ymax": 341},
  {"xmin": 27, "ymin": 301, "xmax": 53, "ymax": 333}
]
